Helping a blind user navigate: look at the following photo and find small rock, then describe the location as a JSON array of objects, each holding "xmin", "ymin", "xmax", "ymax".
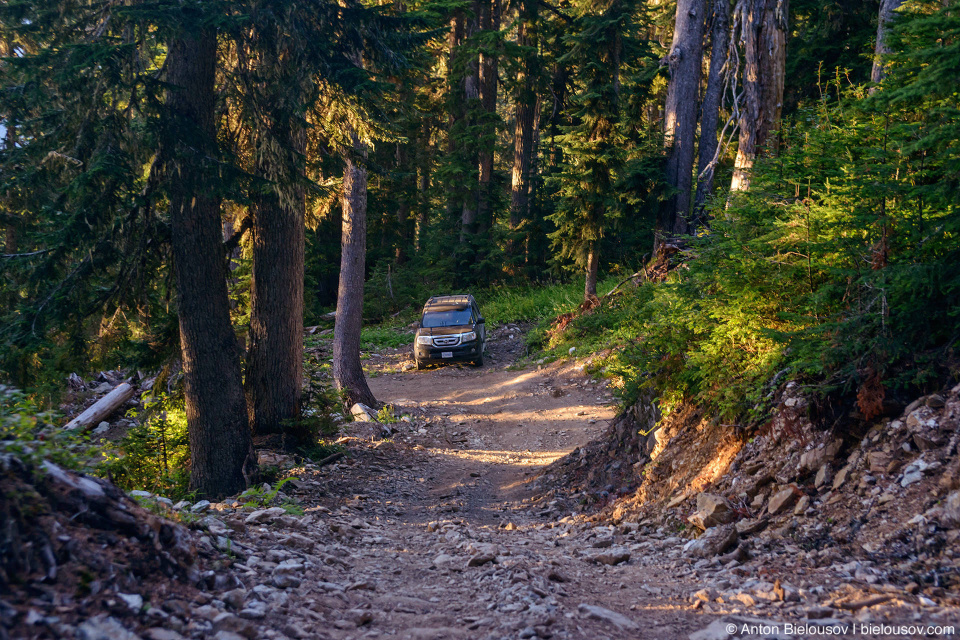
[
  {"xmin": 77, "ymin": 615, "xmax": 142, "ymax": 640},
  {"xmin": 191, "ymin": 500, "xmax": 212, "ymax": 514},
  {"xmin": 689, "ymin": 493, "xmax": 735, "ymax": 530},
  {"xmin": 833, "ymin": 465, "xmax": 853, "ymax": 491},
  {"xmin": 683, "ymin": 525, "xmax": 738, "ymax": 558},
  {"xmin": 767, "ymin": 487, "xmax": 798, "ymax": 515},
  {"xmin": 271, "ymin": 574, "xmax": 301, "ymax": 589},
  {"xmin": 814, "ymin": 464, "xmax": 832, "ymax": 488},
  {"xmin": 467, "ymin": 554, "xmax": 497, "ymax": 567},
  {"xmin": 589, "ymin": 547, "xmax": 630, "ymax": 565},
  {"xmin": 901, "ymin": 471, "xmax": 923, "ymax": 487},
  {"xmin": 244, "ymin": 507, "xmax": 286, "ymax": 524},
  {"xmin": 938, "ymin": 491, "xmax": 960, "ymax": 529},
  {"xmin": 577, "ymin": 604, "xmax": 638, "ymax": 631},
  {"xmin": 222, "ymin": 589, "xmax": 247, "ymax": 610},
  {"xmin": 117, "ymin": 593, "xmax": 143, "ymax": 612},
  {"xmin": 735, "ymin": 518, "xmax": 768, "ymax": 536},
  {"xmin": 145, "ymin": 630, "xmax": 187, "ymax": 640},
  {"xmin": 350, "ymin": 403, "xmax": 377, "ymax": 422}
]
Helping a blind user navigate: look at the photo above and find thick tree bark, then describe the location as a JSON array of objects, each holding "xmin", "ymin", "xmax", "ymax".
[
  {"xmin": 246, "ymin": 126, "xmax": 306, "ymax": 445},
  {"xmin": 476, "ymin": 0, "xmax": 500, "ymax": 236},
  {"xmin": 693, "ymin": 0, "xmax": 730, "ymax": 222},
  {"xmin": 729, "ymin": 0, "xmax": 788, "ymax": 194},
  {"xmin": 164, "ymin": 31, "xmax": 255, "ymax": 499},
  {"xmin": 871, "ymin": 0, "xmax": 905, "ymax": 84},
  {"xmin": 662, "ymin": 0, "xmax": 708, "ymax": 238},
  {"xmin": 584, "ymin": 247, "xmax": 599, "ymax": 300},
  {"xmin": 509, "ymin": 0, "xmax": 539, "ymax": 247},
  {"xmin": 333, "ymin": 144, "xmax": 377, "ymax": 408}
]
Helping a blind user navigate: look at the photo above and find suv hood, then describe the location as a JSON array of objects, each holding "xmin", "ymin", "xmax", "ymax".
[{"xmin": 418, "ymin": 325, "xmax": 474, "ymax": 337}]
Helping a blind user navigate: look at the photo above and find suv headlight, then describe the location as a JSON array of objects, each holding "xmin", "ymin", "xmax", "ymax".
[
  {"xmin": 461, "ymin": 331, "xmax": 477, "ymax": 342},
  {"xmin": 416, "ymin": 335, "xmax": 433, "ymax": 346}
]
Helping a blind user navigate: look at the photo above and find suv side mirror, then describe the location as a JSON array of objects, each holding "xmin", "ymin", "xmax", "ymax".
[{"xmin": 477, "ymin": 317, "xmax": 485, "ymax": 324}]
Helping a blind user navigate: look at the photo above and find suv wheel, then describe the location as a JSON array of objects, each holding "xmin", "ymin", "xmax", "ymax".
[
  {"xmin": 415, "ymin": 357, "xmax": 425, "ymax": 370},
  {"xmin": 472, "ymin": 349, "xmax": 484, "ymax": 367}
]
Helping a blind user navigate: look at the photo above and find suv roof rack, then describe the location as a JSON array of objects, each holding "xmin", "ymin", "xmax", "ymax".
[{"xmin": 424, "ymin": 294, "xmax": 473, "ymax": 308}]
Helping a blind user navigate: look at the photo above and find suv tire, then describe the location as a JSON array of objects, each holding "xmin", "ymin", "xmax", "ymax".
[
  {"xmin": 415, "ymin": 357, "xmax": 425, "ymax": 370},
  {"xmin": 472, "ymin": 349, "xmax": 484, "ymax": 367}
]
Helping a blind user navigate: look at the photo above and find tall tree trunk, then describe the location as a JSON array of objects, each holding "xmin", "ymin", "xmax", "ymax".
[
  {"xmin": 164, "ymin": 30, "xmax": 255, "ymax": 499},
  {"xmin": 584, "ymin": 246, "xmax": 599, "ymax": 299},
  {"xmin": 729, "ymin": 0, "xmax": 788, "ymax": 194},
  {"xmin": 693, "ymin": 0, "xmax": 730, "ymax": 222},
  {"xmin": 2, "ymin": 37, "xmax": 16, "ymax": 255},
  {"xmin": 445, "ymin": 12, "xmax": 466, "ymax": 223},
  {"xmin": 871, "ymin": 0, "xmax": 905, "ymax": 84},
  {"xmin": 246, "ymin": 125, "xmax": 306, "ymax": 447},
  {"xmin": 395, "ymin": 142, "xmax": 412, "ymax": 263},
  {"xmin": 662, "ymin": 0, "xmax": 708, "ymax": 239},
  {"xmin": 459, "ymin": 0, "xmax": 481, "ymax": 244},
  {"xmin": 415, "ymin": 160, "xmax": 431, "ymax": 252},
  {"xmin": 509, "ymin": 0, "xmax": 538, "ymax": 256},
  {"xmin": 333, "ymin": 143, "xmax": 377, "ymax": 408},
  {"xmin": 476, "ymin": 0, "xmax": 500, "ymax": 236}
]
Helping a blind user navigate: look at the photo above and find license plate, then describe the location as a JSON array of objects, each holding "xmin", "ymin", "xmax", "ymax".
[{"xmin": 441, "ymin": 352, "xmax": 453, "ymax": 358}]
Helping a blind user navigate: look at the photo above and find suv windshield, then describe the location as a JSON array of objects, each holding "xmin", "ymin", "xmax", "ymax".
[{"xmin": 421, "ymin": 308, "xmax": 473, "ymax": 328}]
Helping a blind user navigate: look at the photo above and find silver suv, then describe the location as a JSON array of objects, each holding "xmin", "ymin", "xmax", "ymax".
[{"xmin": 413, "ymin": 295, "xmax": 486, "ymax": 369}]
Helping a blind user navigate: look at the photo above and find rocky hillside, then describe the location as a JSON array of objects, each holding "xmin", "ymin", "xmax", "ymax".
[{"xmin": 535, "ymin": 379, "xmax": 960, "ymax": 628}]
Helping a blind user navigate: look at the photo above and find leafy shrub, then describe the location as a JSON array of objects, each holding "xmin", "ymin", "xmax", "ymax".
[{"xmin": 0, "ymin": 385, "xmax": 92, "ymax": 471}]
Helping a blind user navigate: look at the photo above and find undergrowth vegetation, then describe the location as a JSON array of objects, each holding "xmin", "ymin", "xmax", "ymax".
[{"xmin": 536, "ymin": 68, "xmax": 960, "ymax": 426}]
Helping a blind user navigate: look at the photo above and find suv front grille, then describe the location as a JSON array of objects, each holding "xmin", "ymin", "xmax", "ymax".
[{"xmin": 433, "ymin": 336, "xmax": 460, "ymax": 347}]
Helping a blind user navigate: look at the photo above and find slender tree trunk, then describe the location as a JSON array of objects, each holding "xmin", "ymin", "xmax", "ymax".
[
  {"xmin": 2, "ymin": 38, "xmax": 16, "ymax": 255},
  {"xmin": 415, "ymin": 165, "xmax": 431, "ymax": 252},
  {"xmin": 476, "ymin": 0, "xmax": 500, "ymax": 236},
  {"xmin": 445, "ymin": 12, "xmax": 465, "ymax": 222},
  {"xmin": 509, "ymin": 0, "xmax": 538, "ymax": 252},
  {"xmin": 164, "ymin": 30, "xmax": 255, "ymax": 499},
  {"xmin": 395, "ymin": 142, "xmax": 412, "ymax": 263},
  {"xmin": 871, "ymin": 0, "xmax": 905, "ymax": 84},
  {"xmin": 662, "ymin": 0, "xmax": 708, "ymax": 239},
  {"xmin": 584, "ymin": 247, "xmax": 599, "ymax": 299},
  {"xmin": 459, "ymin": 0, "xmax": 481, "ymax": 244},
  {"xmin": 333, "ymin": 143, "xmax": 377, "ymax": 408},
  {"xmin": 246, "ymin": 126, "xmax": 306, "ymax": 446},
  {"xmin": 693, "ymin": 0, "xmax": 730, "ymax": 222},
  {"xmin": 729, "ymin": 0, "xmax": 788, "ymax": 194}
]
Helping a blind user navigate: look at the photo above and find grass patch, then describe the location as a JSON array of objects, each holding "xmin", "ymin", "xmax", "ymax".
[
  {"xmin": 361, "ymin": 326, "xmax": 413, "ymax": 350},
  {"xmin": 478, "ymin": 276, "xmax": 621, "ymax": 326}
]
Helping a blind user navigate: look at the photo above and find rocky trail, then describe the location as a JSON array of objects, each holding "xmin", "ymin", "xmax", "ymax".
[{"xmin": 3, "ymin": 326, "xmax": 960, "ymax": 640}]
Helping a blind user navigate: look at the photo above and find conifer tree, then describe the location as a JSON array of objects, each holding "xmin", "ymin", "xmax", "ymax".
[{"xmin": 547, "ymin": 0, "xmax": 655, "ymax": 299}]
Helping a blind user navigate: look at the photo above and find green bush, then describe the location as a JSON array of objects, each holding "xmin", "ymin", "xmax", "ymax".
[
  {"xmin": 0, "ymin": 385, "xmax": 92, "ymax": 471},
  {"xmin": 98, "ymin": 392, "xmax": 192, "ymax": 500}
]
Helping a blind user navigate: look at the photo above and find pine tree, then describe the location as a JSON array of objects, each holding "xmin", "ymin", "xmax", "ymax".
[{"xmin": 547, "ymin": 0, "xmax": 656, "ymax": 299}]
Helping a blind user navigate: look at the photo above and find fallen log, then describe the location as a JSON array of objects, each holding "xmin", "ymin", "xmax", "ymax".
[{"xmin": 64, "ymin": 382, "xmax": 136, "ymax": 431}]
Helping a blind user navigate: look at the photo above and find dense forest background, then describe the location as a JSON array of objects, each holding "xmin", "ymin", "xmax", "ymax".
[{"xmin": 1, "ymin": 0, "xmax": 957, "ymax": 497}]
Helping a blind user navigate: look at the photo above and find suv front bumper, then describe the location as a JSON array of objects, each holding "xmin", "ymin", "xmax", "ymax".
[{"xmin": 415, "ymin": 340, "xmax": 481, "ymax": 363}]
